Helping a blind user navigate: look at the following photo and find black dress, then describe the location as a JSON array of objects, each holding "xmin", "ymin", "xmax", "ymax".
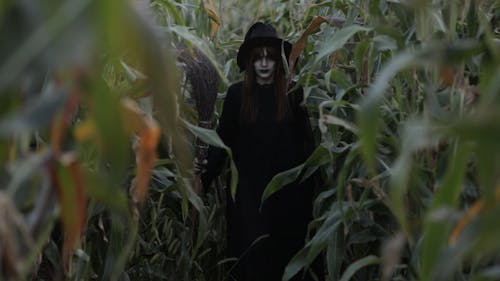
[{"xmin": 202, "ymin": 81, "xmax": 316, "ymax": 281}]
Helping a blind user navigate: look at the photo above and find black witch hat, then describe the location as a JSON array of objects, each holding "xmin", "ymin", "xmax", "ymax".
[{"xmin": 236, "ymin": 22, "xmax": 292, "ymax": 72}]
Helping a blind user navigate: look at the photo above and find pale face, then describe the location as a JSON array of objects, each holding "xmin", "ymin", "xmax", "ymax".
[{"xmin": 253, "ymin": 47, "xmax": 276, "ymax": 85}]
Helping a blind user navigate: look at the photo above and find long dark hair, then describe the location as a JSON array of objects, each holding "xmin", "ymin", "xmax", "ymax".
[{"xmin": 241, "ymin": 46, "xmax": 289, "ymax": 123}]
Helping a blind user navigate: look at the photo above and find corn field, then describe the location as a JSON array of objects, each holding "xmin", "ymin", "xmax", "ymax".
[{"xmin": 0, "ymin": 0, "xmax": 499, "ymax": 280}]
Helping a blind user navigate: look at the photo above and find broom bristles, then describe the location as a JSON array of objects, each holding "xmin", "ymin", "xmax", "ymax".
[
  {"xmin": 179, "ymin": 47, "xmax": 221, "ymax": 168},
  {"xmin": 179, "ymin": 47, "xmax": 220, "ymax": 126}
]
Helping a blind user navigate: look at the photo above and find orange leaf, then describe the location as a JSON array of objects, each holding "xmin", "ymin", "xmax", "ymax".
[
  {"xmin": 289, "ymin": 16, "xmax": 327, "ymax": 74},
  {"xmin": 204, "ymin": 0, "xmax": 219, "ymax": 23},
  {"xmin": 210, "ymin": 21, "xmax": 219, "ymax": 38},
  {"xmin": 50, "ymin": 153, "xmax": 87, "ymax": 275},
  {"xmin": 120, "ymin": 98, "xmax": 160, "ymax": 205},
  {"xmin": 440, "ymin": 66, "xmax": 454, "ymax": 87},
  {"xmin": 51, "ymin": 92, "xmax": 80, "ymax": 157},
  {"xmin": 73, "ymin": 118, "xmax": 97, "ymax": 142},
  {"xmin": 132, "ymin": 125, "xmax": 160, "ymax": 205},
  {"xmin": 448, "ymin": 199, "xmax": 484, "ymax": 246},
  {"xmin": 204, "ymin": 0, "xmax": 219, "ymax": 38},
  {"xmin": 289, "ymin": 15, "xmax": 346, "ymax": 75},
  {"xmin": 449, "ymin": 187, "xmax": 500, "ymax": 245}
]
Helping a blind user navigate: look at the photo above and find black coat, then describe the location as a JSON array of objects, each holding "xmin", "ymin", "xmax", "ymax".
[{"xmin": 202, "ymin": 81, "xmax": 317, "ymax": 281}]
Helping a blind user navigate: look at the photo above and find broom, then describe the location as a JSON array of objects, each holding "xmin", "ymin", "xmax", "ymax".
[{"xmin": 179, "ymin": 47, "xmax": 220, "ymax": 194}]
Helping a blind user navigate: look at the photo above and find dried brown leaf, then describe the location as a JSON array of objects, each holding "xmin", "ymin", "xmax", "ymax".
[
  {"xmin": 289, "ymin": 16, "xmax": 328, "ymax": 74},
  {"xmin": 51, "ymin": 153, "xmax": 87, "ymax": 276},
  {"xmin": 121, "ymin": 98, "xmax": 160, "ymax": 206},
  {"xmin": 289, "ymin": 15, "xmax": 346, "ymax": 74}
]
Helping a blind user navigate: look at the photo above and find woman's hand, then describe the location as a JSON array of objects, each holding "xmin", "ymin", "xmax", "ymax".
[{"xmin": 193, "ymin": 157, "xmax": 208, "ymax": 175}]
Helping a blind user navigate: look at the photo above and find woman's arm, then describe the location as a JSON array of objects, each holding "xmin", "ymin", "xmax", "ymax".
[
  {"xmin": 291, "ymin": 86, "xmax": 315, "ymax": 160},
  {"xmin": 201, "ymin": 83, "xmax": 241, "ymax": 191}
]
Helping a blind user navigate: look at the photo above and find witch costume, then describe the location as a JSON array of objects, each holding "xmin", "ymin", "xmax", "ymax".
[{"xmin": 202, "ymin": 22, "xmax": 319, "ymax": 281}]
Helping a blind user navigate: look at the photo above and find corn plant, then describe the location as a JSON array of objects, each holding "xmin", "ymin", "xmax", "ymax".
[
  {"xmin": 0, "ymin": 0, "xmax": 197, "ymax": 280},
  {"xmin": 1, "ymin": 0, "xmax": 500, "ymax": 281}
]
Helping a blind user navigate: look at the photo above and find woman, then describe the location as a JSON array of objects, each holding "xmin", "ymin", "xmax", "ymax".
[{"xmin": 202, "ymin": 22, "xmax": 319, "ymax": 281}]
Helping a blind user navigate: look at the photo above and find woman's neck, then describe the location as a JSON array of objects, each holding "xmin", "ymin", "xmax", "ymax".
[{"xmin": 256, "ymin": 76, "xmax": 274, "ymax": 85}]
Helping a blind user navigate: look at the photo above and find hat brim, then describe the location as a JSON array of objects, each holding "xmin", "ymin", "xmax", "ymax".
[{"xmin": 236, "ymin": 37, "xmax": 292, "ymax": 72}]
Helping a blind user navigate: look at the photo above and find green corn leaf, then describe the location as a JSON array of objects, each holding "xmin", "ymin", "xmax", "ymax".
[
  {"xmin": 6, "ymin": 149, "xmax": 51, "ymax": 197},
  {"xmin": 0, "ymin": 90, "xmax": 68, "ymax": 138},
  {"xmin": 283, "ymin": 203, "xmax": 345, "ymax": 281},
  {"xmin": 181, "ymin": 118, "xmax": 228, "ymax": 149},
  {"xmin": 420, "ymin": 142, "xmax": 468, "ymax": 281},
  {"xmin": 261, "ymin": 144, "xmax": 332, "ymax": 204},
  {"xmin": 261, "ymin": 164, "xmax": 304, "ymax": 206},
  {"xmin": 339, "ymin": 255, "xmax": 381, "ymax": 281},
  {"xmin": 152, "ymin": 0, "xmax": 185, "ymax": 26},
  {"xmin": 314, "ymin": 25, "xmax": 372, "ymax": 65},
  {"xmin": 389, "ymin": 119, "xmax": 443, "ymax": 234},
  {"xmin": 0, "ymin": 0, "xmax": 92, "ymax": 91},
  {"xmin": 358, "ymin": 49, "xmax": 419, "ymax": 174},
  {"xmin": 327, "ymin": 229, "xmax": 345, "ymax": 281},
  {"xmin": 181, "ymin": 118, "xmax": 238, "ymax": 199},
  {"xmin": 283, "ymin": 200, "xmax": 375, "ymax": 281},
  {"xmin": 82, "ymin": 169, "xmax": 128, "ymax": 212},
  {"xmin": 183, "ymin": 176, "xmax": 209, "ymax": 253}
]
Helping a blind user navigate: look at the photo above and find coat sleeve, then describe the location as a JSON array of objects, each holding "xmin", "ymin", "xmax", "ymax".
[
  {"xmin": 201, "ymin": 83, "xmax": 241, "ymax": 191},
  {"xmin": 291, "ymin": 86, "xmax": 315, "ymax": 161},
  {"xmin": 290, "ymin": 86, "xmax": 322, "ymax": 201}
]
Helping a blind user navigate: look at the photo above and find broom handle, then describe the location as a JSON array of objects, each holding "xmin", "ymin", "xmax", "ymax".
[
  {"xmin": 195, "ymin": 120, "xmax": 211, "ymax": 165},
  {"xmin": 195, "ymin": 120, "xmax": 211, "ymax": 173},
  {"xmin": 193, "ymin": 120, "xmax": 212, "ymax": 194}
]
